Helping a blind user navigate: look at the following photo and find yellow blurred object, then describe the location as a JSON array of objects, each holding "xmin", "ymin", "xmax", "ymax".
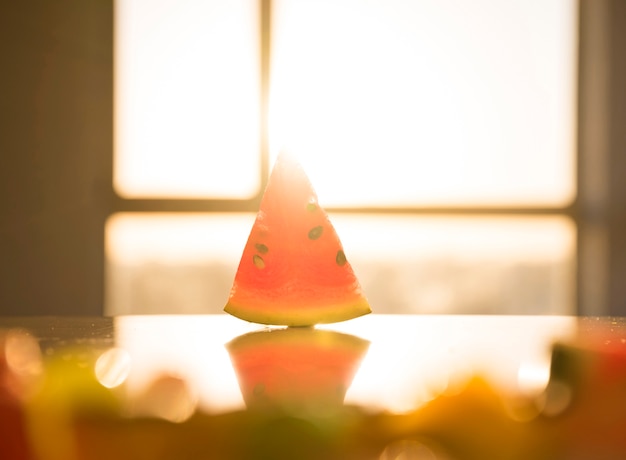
[
  {"xmin": 24, "ymin": 347, "xmax": 121, "ymax": 460},
  {"xmin": 376, "ymin": 378, "xmax": 535, "ymax": 460},
  {"xmin": 129, "ymin": 373, "xmax": 198, "ymax": 423}
]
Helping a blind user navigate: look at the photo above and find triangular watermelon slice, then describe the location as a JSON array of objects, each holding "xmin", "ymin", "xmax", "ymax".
[{"xmin": 224, "ymin": 153, "xmax": 371, "ymax": 326}]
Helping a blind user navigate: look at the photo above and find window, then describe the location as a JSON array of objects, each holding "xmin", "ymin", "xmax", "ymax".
[
  {"xmin": 107, "ymin": 0, "xmax": 578, "ymax": 315},
  {"xmin": 114, "ymin": 0, "xmax": 261, "ymax": 198}
]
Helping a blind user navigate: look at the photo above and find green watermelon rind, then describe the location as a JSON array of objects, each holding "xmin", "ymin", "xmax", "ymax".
[{"xmin": 224, "ymin": 297, "xmax": 371, "ymax": 327}]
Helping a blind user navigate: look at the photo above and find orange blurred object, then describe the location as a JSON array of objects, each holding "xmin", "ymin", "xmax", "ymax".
[
  {"xmin": 0, "ymin": 330, "xmax": 41, "ymax": 460},
  {"xmin": 534, "ymin": 319, "xmax": 626, "ymax": 458}
]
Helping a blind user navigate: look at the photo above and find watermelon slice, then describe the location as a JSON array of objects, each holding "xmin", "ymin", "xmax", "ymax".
[
  {"xmin": 226, "ymin": 328, "xmax": 369, "ymax": 413},
  {"xmin": 224, "ymin": 153, "xmax": 371, "ymax": 326}
]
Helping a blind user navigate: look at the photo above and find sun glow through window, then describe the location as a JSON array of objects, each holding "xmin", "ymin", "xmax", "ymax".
[
  {"xmin": 269, "ymin": 0, "xmax": 577, "ymax": 207},
  {"xmin": 114, "ymin": 0, "xmax": 261, "ymax": 198},
  {"xmin": 115, "ymin": 0, "xmax": 577, "ymax": 206}
]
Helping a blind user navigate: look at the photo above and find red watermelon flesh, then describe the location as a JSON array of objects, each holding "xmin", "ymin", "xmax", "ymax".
[
  {"xmin": 226, "ymin": 328, "xmax": 369, "ymax": 413},
  {"xmin": 224, "ymin": 153, "xmax": 371, "ymax": 326}
]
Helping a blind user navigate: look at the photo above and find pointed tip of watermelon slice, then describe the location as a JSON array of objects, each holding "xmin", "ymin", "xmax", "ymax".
[{"xmin": 274, "ymin": 150, "xmax": 299, "ymax": 165}]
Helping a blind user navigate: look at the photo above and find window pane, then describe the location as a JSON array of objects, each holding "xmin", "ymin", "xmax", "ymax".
[
  {"xmin": 114, "ymin": 0, "xmax": 261, "ymax": 198},
  {"xmin": 334, "ymin": 215, "xmax": 576, "ymax": 315},
  {"xmin": 105, "ymin": 213, "xmax": 252, "ymax": 315},
  {"xmin": 270, "ymin": 0, "xmax": 577, "ymax": 207},
  {"xmin": 105, "ymin": 214, "xmax": 575, "ymax": 315}
]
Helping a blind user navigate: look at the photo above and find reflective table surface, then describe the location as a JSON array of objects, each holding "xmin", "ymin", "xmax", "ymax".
[{"xmin": 1, "ymin": 314, "xmax": 626, "ymax": 459}]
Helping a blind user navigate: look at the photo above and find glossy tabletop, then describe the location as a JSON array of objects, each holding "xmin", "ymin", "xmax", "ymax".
[{"xmin": 1, "ymin": 314, "xmax": 625, "ymax": 460}]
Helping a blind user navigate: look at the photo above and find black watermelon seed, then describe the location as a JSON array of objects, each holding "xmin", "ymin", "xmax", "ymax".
[
  {"xmin": 253, "ymin": 255, "xmax": 265, "ymax": 269},
  {"xmin": 255, "ymin": 243, "xmax": 269, "ymax": 254},
  {"xmin": 308, "ymin": 225, "xmax": 324, "ymax": 240},
  {"xmin": 336, "ymin": 250, "xmax": 347, "ymax": 266},
  {"xmin": 253, "ymin": 383, "xmax": 265, "ymax": 396}
]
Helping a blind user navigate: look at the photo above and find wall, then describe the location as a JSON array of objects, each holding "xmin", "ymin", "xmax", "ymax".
[{"xmin": 0, "ymin": 2, "xmax": 112, "ymax": 315}]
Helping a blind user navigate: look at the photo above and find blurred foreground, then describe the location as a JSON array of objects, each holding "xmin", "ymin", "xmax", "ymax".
[{"xmin": 2, "ymin": 316, "xmax": 626, "ymax": 459}]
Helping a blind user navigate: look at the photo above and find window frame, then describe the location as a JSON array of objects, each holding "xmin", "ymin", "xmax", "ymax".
[{"xmin": 109, "ymin": 0, "xmax": 613, "ymax": 316}]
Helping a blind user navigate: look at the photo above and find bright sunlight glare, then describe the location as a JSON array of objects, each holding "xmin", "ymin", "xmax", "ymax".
[
  {"xmin": 114, "ymin": 0, "xmax": 260, "ymax": 198},
  {"xmin": 112, "ymin": 315, "xmax": 576, "ymax": 415},
  {"xmin": 269, "ymin": 0, "xmax": 577, "ymax": 207},
  {"xmin": 114, "ymin": 315, "xmax": 253, "ymax": 413},
  {"xmin": 322, "ymin": 315, "xmax": 577, "ymax": 412},
  {"xmin": 115, "ymin": 0, "xmax": 576, "ymax": 206}
]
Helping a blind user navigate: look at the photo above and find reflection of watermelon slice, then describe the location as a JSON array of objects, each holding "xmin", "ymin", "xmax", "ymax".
[
  {"xmin": 224, "ymin": 153, "xmax": 371, "ymax": 326},
  {"xmin": 227, "ymin": 328, "xmax": 369, "ymax": 413}
]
